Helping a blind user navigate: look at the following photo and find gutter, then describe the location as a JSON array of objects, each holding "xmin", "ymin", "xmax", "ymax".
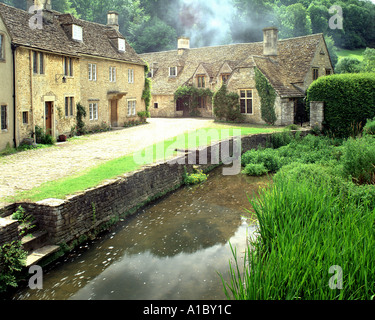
[{"xmin": 11, "ymin": 43, "xmax": 17, "ymax": 148}]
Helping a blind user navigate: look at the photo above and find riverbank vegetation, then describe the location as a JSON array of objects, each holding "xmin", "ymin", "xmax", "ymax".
[{"xmin": 222, "ymin": 126, "xmax": 375, "ymax": 300}]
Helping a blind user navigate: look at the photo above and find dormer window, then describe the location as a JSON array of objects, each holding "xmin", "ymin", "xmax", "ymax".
[
  {"xmin": 197, "ymin": 75, "xmax": 205, "ymax": 88},
  {"xmin": 118, "ymin": 38, "xmax": 126, "ymax": 52},
  {"xmin": 169, "ymin": 67, "xmax": 177, "ymax": 77},
  {"xmin": 72, "ymin": 24, "xmax": 83, "ymax": 42}
]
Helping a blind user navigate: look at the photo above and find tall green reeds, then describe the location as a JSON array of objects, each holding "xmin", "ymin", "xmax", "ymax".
[{"xmin": 221, "ymin": 164, "xmax": 375, "ymax": 300}]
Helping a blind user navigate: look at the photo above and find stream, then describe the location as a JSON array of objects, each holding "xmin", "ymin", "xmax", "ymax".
[{"xmin": 13, "ymin": 166, "xmax": 271, "ymax": 300}]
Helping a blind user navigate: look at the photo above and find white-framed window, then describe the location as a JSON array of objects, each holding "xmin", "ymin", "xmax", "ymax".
[
  {"xmin": 65, "ymin": 97, "xmax": 74, "ymax": 117},
  {"xmin": 0, "ymin": 34, "xmax": 4, "ymax": 60},
  {"xmin": 72, "ymin": 24, "xmax": 83, "ymax": 42},
  {"xmin": 128, "ymin": 69, "xmax": 134, "ymax": 83},
  {"xmin": 240, "ymin": 89, "xmax": 253, "ymax": 114},
  {"xmin": 169, "ymin": 67, "xmax": 177, "ymax": 77},
  {"xmin": 118, "ymin": 38, "xmax": 126, "ymax": 52},
  {"xmin": 127, "ymin": 100, "xmax": 136, "ymax": 116},
  {"xmin": 109, "ymin": 67, "xmax": 116, "ymax": 82},
  {"xmin": 89, "ymin": 103, "xmax": 98, "ymax": 120},
  {"xmin": 1, "ymin": 105, "xmax": 7, "ymax": 130},
  {"xmin": 88, "ymin": 63, "xmax": 97, "ymax": 81}
]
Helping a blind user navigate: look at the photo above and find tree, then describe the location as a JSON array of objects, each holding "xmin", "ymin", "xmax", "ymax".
[
  {"xmin": 361, "ymin": 48, "xmax": 375, "ymax": 73},
  {"xmin": 277, "ymin": 3, "xmax": 312, "ymax": 39},
  {"xmin": 130, "ymin": 16, "xmax": 176, "ymax": 53},
  {"xmin": 307, "ymin": 2, "xmax": 329, "ymax": 34},
  {"xmin": 335, "ymin": 57, "xmax": 362, "ymax": 74},
  {"xmin": 325, "ymin": 35, "xmax": 338, "ymax": 68}
]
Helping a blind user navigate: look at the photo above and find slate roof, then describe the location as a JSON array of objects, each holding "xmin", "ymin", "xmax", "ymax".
[
  {"xmin": 140, "ymin": 33, "xmax": 325, "ymax": 98},
  {"xmin": 0, "ymin": 2, "xmax": 144, "ymax": 65}
]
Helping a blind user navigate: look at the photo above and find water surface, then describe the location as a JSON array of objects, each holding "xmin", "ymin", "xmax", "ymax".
[{"xmin": 14, "ymin": 167, "xmax": 271, "ymax": 300}]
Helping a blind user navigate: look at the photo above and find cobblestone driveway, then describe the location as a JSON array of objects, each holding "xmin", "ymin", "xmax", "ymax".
[{"xmin": 0, "ymin": 118, "xmax": 215, "ymax": 207}]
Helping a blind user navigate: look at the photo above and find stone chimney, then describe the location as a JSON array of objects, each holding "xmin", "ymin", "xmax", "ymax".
[
  {"xmin": 178, "ymin": 37, "xmax": 190, "ymax": 55},
  {"xmin": 107, "ymin": 11, "xmax": 119, "ymax": 32},
  {"xmin": 263, "ymin": 27, "xmax": 278, "ymax": 56},
  {"xmin": 27, "ymin": 0, "xmax": 52, "ymax": 10}
]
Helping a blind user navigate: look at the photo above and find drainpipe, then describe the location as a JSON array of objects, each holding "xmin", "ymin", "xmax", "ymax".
[{"xmin": 11, "ymin": 43, "xmax": 17, "ymax": 148}]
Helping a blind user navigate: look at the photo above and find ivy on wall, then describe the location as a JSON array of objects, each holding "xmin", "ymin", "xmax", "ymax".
[
  {"xmin": 142, "ymin": 63, "xmax": 152, "ymax": 117},
  {"xmin": 174, "ymin": 86, "xmax": 213, "ymax": 116},
  {"xmin": 255, "ymin": 68, "xmax": 277, "ymax": 125}
]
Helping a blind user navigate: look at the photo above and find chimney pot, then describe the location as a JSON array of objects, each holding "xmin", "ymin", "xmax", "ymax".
[
  {"xmin": 263, "ymin": 27, "xmax": 278, "ymax": 56},
  {"xmin": 107, "ymin": 11, "xmax": 119, "ymax": 31},
  {"xmin": 27, "ymin": 0, "xmax": 52, "ymax": 11},
  {"xmin": 177, "ymin": 37, "xmax": 190, "ymax": 55}
]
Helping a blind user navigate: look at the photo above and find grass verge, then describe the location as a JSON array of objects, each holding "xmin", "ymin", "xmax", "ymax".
[{"xmin": 6, "ymin": 126, "xmax": 283, "ymax": 203}]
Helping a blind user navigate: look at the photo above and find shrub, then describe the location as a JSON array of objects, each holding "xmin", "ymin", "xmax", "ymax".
[
  {"xmin": 306, "ymin": 73, "xmax": 375, "ymax": 138},
  {"xmin": 34, "ymin": 125, "xmax": 55, "ymax": 145},
  {"xmin": 76, "ymin": 102, "xmax": 87, "ymax": 136},
  {"xmin": 363, "ymin": 117, "xmax": 375, "ymax": 135},
  {"xmin": 183, "ymin": 167, "xmax": 208, "ymax": 185},
  {"xmin": 334, "ymin": 57, "xmax": 362, "ymax": 74},
  {"xmin": 267, "ymin": 131, "xmax": 293, "ymax": 149},
  {"xmin": 0, "ymin": 241, "xmax": 27, "ymax": 292},
  {"xmin": 241, "ymin": 148, "xmax": 282, "ymax": 173},
  {"xmin": 213, "ymin": 84, "xmax": 244, "ymax": 123},
  {"xmin": 341, "ymin": 136, "xmax": 375, "ymax": 184},
  {"xmin": 137, "ymin": 111, "xmax": 149, "ymax": 123},
  {"xmin": 242, "ymin": 163, "xmax": 268, "ymax": 176}
]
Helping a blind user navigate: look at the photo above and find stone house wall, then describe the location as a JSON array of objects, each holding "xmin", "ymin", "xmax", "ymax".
[
  {"xmin": 227, "ymin": 67, "xmax": 264, "ymax": 124},
  {"xmin": 15, "ymin": 47, "xmax": 81, "ymax": 142},
  {"xmin": 303, "ymin": 38, "xmax": 334, "ymax": 90},
  {"xmin": 0, "ymin": 16, "xmax": 14, "ymax": 150},
  {"xmin": 79, "ymin": 56, "xmax": 146, "ymax": 129}
]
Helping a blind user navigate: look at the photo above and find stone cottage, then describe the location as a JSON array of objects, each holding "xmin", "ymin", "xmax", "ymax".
[
  {"xmin": 140, "ymin": 27, "xmax": 334, "ymax": 125},
  {"xmin": 0, "ymin": 0, "xmax": 146, "ymax": 150}
]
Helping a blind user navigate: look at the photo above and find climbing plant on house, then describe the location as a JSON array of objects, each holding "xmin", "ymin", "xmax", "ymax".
[
  {"xmin": 142, "ymin": 63, "xmax": 152, "ymax": 117},
  {"xmin": 255, "ymin": 68, "xmax": 277, "ymax": 125},
  {"xmin": 76, "ymin": 102, "xmax": 87, "ymax": 136},
  {"xmin": 174, "ymin": 86, "xmax": 213, "ymax": 116}
]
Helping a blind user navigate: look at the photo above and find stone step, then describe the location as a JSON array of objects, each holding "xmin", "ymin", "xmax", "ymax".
[
  {"xmin": 25, "ymin": 245, "xmax": 60, "ymax": 268},
  {"xmin": 21, "ymin": 230, "xmax": 48, "ymax": 253}
]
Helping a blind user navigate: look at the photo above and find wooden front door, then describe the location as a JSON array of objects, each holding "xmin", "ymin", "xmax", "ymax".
[
  {"xmin": 110, "ymin": 100, "xmax": 118, "ymax": 127},
  {"xmin": 45, "ymin": 102, "xmax": 53, "ymax": 135}
]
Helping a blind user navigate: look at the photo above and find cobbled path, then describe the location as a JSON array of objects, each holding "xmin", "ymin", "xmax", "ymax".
[{"xmin": 0, "ymin": 118, "xmax": 215, "ymax": 207}]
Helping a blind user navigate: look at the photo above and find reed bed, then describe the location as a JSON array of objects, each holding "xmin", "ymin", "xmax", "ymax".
[{"xmin": 221, "ymin": 132, "xmax": 375, "ymax": 300}]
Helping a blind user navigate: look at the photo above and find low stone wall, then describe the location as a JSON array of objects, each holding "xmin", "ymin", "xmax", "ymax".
[
  {"xmin": 0, "ymin": 218, "xmax": 19, "ymax": 246},
  {"xmin": 0, "ymin": 130, "xmax": 309, "ymax": 246}
]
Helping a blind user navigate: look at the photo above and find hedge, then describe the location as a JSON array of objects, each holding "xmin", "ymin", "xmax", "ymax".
[{"xmin": 306, "ymin": 73, "xmax": 375, "ymax": 138}]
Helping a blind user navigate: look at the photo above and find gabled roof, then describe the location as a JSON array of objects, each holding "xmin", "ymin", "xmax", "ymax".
[
  {"xmin": 0, "ymin": 3, "xmax": 144, "ymax": 65},
  {"xmin": 140, "ymin": 33, "xmax": 324, "ymax": 97}
]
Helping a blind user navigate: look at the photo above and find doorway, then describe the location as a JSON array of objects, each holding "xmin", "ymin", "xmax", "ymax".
[
  {"xmin": 45, "ymin": 101, "xmax": 53, "ymax": 135},
  {"xmin": 110, "ymin": 100, "xmax": 118, "ymax": 127}
]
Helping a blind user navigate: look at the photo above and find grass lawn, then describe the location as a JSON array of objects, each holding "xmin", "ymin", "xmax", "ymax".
[
  {"xmin": 336, "ymin": 48, "xmax": 365, "ymax": 61},
  {"xmin": 7, "ymin": 125, "xmax": 284, "ymax": 203}
]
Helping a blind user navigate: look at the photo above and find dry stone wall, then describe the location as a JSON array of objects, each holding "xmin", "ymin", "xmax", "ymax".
[{"xmin": 0, "ymin": 132, "xmax": 309, "ymax": 246}]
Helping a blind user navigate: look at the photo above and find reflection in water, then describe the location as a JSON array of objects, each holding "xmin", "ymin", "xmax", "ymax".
[{"xmin": 14, "ymin": 167, "xmax": 271, "ymax": 300}]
